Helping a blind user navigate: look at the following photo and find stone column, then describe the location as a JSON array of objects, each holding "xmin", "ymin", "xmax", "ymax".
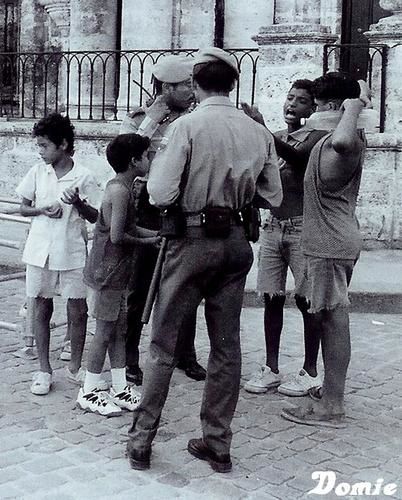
[
  {"xmin": 364, "ymin": 0, "xmax": 402, "ymax": 133},
  {"xmin": 37, "ymin": 1, "xmax": 70, "ymax": 115},
  {"xmin": 253, "ymin": 20, "xmax": 337, "ymax": 130},
  {"xmin": 69, "ymin": 0, "xmax": 118, "ymax": 119}
]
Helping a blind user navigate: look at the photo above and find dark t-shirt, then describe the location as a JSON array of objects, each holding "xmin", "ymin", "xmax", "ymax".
[{"xmin": 270, "ymin": 128, "xmax": 328, "ymax": 219}]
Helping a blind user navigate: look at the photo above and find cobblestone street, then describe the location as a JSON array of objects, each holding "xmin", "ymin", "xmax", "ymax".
[{"xmin": 0, "ymin": 277, "xmax": 401, "ymax": 499}]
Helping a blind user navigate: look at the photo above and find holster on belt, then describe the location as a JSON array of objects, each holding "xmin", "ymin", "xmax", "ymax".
[
  {"xmin": 241, "ymin": 204, "xmax": 261, "ymax": 243},
  {"xmin": 160, "ymin": 205, "xmax": 186, "ymax": 237}
]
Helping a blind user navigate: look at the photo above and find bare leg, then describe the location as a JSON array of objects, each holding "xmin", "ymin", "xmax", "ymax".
[
  {"xmin": 318, "ymin": 307, "xmax": 350, "ymax": 414},
  {"xmin": 295, "ymin": 294, "xmax": 320, "ymax": 378},
  {"xmin": 108, "ymin": 307, "xmax": 127, "ymax": 370},
  {"xmin": 67, "ymin": 298, "xmax": 88, "ymax": 374},
  {"xmin": 264, "ymin": 293, "xmax": 286, "ymax": 373},
  {"xmin": 87, "ymin": 319, "xmax": 115, "ymax": 374},
  {"xmin": 33, "ymin": 297, "xmax": 53, "ymax": 374}
]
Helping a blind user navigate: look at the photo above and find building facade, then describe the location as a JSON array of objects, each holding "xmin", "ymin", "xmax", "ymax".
[{"xmin": 0, "ymin": 0, "xmax": 401, "ymax": 246}]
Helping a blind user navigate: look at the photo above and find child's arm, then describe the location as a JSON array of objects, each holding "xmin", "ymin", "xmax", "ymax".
[
  {"xmin": 320, "ymin": 99, "xmax": 365, "ymax": 190},
  {"xmin": 109, "ymin": 184, "xmax": 160, "ymax": 247},
  {"xmin": 331, "ymin": 98, "xmax": 365, "ymax": 155},
  {"xmin": 61, "ymin": 187, "xmax": 98, "ymax": 223},
  {"xmin": 19, "ymin": 197, "xmax": 62, "ymax": 218}
]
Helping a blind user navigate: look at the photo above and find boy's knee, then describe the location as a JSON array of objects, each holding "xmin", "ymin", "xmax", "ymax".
[
  {"xmin": 33, "ymin": 297, "xmax": 53, "ymax": 322},
  {"xmin": 67, "ymin": 298, "xmax": 88, "ymax": 323},
  {"xmin": 264, "ymin": 293, "xmax": 286, "ymax": 309},
  {"xmin": 295, "ymin": 294, "xmax": 310, "ymax": 313}
]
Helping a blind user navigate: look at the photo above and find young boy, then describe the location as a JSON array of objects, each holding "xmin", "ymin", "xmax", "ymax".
[
  {"xmin": 77, "ymin": 133, "xmax": 160, "ymax": 417},
  {"xmin": 16, "ymin": 113, "xmax": 102, "ymax": 395},
  {"xmin": 242, "ymin": 81, "xmax": 327, "ymax": 396},
  {"xmin": 281, "ymin": 72, "xmax": 367, "ymax": 428}
]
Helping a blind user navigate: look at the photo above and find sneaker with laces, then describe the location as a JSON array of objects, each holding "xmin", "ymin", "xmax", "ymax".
[
  {"xmin": 110, "ymin": 385, "xmax": 141, "ymax": 411},
  {"xmin": 60, "ymin": 340, "xmax": 71, "ymax": 361},
  {"xmin": 76, "ymin": 388, "xmax": 122, "ymax": 417},
  {"xmin": 65, "ymin": 367, "xmax": 109, "ymax": 391},
  {"xmin": 31, "ymin": 371, "xmax": 52, "ymax": 395},
  {"xmin": 278, "ymin": 369, "xmax": 322, "ymax": 396},
  {"xmin": 244, "ymin": 366, "xmax": 281, "ymax": 394}
]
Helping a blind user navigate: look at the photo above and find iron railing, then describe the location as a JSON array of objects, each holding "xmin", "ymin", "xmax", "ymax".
[
  {"xmin": 0, "ymin": 48, "xmax": 259, "ymax": 121},
  {"xmin": 323, "ymin": 43, "xmax": 388, "ymax": 132}
]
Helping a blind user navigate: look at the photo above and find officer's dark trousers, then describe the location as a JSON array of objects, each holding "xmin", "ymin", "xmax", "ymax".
[
  {"xmin": 126, "ymin": 245, "xmax": 197, "ymax": 367},
  {"xmin": 128, "ymin": 226, "xmax": 253, "ymax": 456}
]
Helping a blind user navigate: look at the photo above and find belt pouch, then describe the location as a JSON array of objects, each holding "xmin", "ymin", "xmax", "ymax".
[
  {"xmin": 160, "ymin": 207, "xmax": 186, "ymax": 237},
  {"xmin": 242, "ymin": 205, "xmax": 261, "ymax": 243},
  {"xmin": 202, "ymin": 207, "xmax": 231, "ymax": 238}
]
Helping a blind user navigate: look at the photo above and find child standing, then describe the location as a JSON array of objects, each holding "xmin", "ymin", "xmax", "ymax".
[
  {"xmin": 16, "ymin": 113, "xmax": 102, "ymax": 395},
  {"xmin": 77, "ymin": 133, "xmax": 160, "ymax": 417}
]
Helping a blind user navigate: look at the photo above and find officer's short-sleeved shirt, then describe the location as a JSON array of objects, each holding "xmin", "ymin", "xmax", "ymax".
[
  {"xmin": 148, "ymin": 96, "xmax": 282, "ymax": 211},
  {"xmin": 16, "ymin": 162, "xmax": 102, "ymax": 270}
]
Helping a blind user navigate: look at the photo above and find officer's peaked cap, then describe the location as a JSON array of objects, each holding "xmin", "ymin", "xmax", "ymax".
[
  {"xmin": 152, "ymin": 55, "xmax": 193, "ymax": 84},
  {"xmin": 193, "ymin": 47, "xmax": 239, "ymax": 77}
]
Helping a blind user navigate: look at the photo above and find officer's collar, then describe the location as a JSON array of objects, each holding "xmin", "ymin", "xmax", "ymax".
[{"xmin": 197, "ymin": 96, "xmax": 234, "ymax": 108}]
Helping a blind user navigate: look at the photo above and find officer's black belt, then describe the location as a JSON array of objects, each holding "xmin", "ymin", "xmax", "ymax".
[{"xmin": 184, "ymin": 212, "xmax": 243, "ymax": 227}]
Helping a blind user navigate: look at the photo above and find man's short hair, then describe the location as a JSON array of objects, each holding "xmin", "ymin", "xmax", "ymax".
[
  {"xmin": 291, "ymin": 79, "xmax": 315, "ymax": 101},
  {"xmin": 313, "ymin": 72, "xmax": 360, "ymax": 101},
  {"xmin": 106, "ymin": 133, "xmax": 150, "ymax": 173},
  {"xmin": 193, "ymin": 61, "xmax": 238, "ymax": 93},
  {"xmin": 33, "ymin": 113, "xmax": 75, "ymax": 154}
]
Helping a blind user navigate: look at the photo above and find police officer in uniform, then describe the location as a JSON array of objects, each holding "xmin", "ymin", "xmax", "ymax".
[
  {"xmin": 120, "ymin": 55, "xmax": 206, "ymax": 384},
  {"xmin": 126, "ymin": 48, "xmax": 282, "ymax": 472}
]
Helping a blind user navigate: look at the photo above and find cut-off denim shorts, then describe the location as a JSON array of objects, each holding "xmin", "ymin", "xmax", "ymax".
[{"xmin": 257, "ymin": 215, "xmax": 305, "ymax": 295}]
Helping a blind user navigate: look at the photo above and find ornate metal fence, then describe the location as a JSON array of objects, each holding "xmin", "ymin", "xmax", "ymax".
[
  {"xmin": 323, "ymin": 43, "xmax": 388, "ymax": 132},
  {"xmin": 0, "ymin": 48, "xmax": 259, "ymax": 121}
]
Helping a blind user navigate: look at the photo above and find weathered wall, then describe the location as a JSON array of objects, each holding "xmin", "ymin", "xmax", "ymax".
[
  {"xmin": 224, "ymin": 0, "xmax": 274, "ymax": 47},
  {"xmin": 0, "ymin": 122, "xmax": 401, "ymax": 248}
]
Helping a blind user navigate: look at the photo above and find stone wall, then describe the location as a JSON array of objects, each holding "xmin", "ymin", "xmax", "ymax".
[{"xmin": 0, "ymin": 121, "xmax": 401, "ymax": 248}]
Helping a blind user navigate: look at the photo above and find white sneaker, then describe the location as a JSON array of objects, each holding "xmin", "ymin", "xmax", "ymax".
[
  {"xmin": 76, "ymin": 388, "xmax": 122, "ymax": 417},
  {"xmin": 65, "ymin": 367, "xmax": 109, "ymax": 391},
  {"xmin": 60, "ymin": 340, "xmax": 71, "ymax": 361},
  {"xmin": 244, "ymin": 366, "xmax": 281, "ymax": 394},
  {"xmin": 31, "ymin": 371, "xmax": 52, "ymax": 395},
  {"xmin": 110, "ymin": 385, "xmax": 141, "ymax": 411},
  {"xmin": 278, "ymin": 369, "xmax": 322, "ymax": 397}
]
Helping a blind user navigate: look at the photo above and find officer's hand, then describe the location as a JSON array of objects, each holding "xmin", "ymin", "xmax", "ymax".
[
  {"xmin": 145, "ymin": 96, "xmax": 170, "ymax": 123},
  {"xmin": 61, "ymin": 187, "xmax": 80, "ymax": 205},
  {"xmin": 240, "ymin": 102, "xmax": 266, "ymax": 126},
  {"xmin": 43, "ymin": 201, "xmax": 63, "ymax": 218}
]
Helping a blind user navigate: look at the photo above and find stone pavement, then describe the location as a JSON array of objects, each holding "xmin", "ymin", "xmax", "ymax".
[{"xmin": 0, "ymin": 277, "xmax": 401, "ymax": 499}]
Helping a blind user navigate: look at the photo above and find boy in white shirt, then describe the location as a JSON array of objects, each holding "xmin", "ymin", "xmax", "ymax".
[{"xmin": 16, "ymin": 113, "xmax": 102, "ymax": 395}]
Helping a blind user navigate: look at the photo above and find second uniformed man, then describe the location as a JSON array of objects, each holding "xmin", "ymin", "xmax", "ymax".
[
  {"xmin": 120, "ymin": 55, "xmax": 206, "ymax": 384},
  {"xmin": 126, "ymin": 47, "xmax": 282, "ymax": 472}
]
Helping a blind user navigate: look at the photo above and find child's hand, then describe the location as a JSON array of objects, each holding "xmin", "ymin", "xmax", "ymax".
[
  {"xmin": 43, "ymin": 201, "xmax": 63, "ymax": 218},
  {"xmin": 61, "ymin": 187, "xmax": 80, "ymax": 205},
  {"xmin": 144, "ymin": 235, "xmax": 162, "ymax": 248},
  {"xmin": 340, "ymin": 98, "xmax": 365, "ymax": 114},
  {"xmin": 240, "ymin": 102, "xmax": 266, "ymax": 125},
  {"xmin": 358, "ymin": 80, "xmax": 374, "ymax": 109},
  {"xmin": 145, "ymin": 96, "xmax": 170, "ymax": 123}
]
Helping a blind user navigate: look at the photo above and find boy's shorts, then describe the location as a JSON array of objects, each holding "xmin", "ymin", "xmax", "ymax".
[
  {"xmin": 257, "ymin": 216, "xmax": 304, "ymax": 294},
  {"xmin": 295, "ymin": 256, "xmax": 356, "ymax": 313},
  {"xmin": 26, "ymin": 263, "xmax": 87, "ymax": 299},
  {"xmin": 87, "ymin": 287, "xmax": 127, "ymax": 322}
]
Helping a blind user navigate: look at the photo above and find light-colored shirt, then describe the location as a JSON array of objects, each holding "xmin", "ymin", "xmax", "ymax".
[
  {"xmin": 16, "ymin": 162, "xmax": 102, "ymax": 270},
  {"xmin": 148, "ymin": 96, "xmax": 282, "ymax": 211}
]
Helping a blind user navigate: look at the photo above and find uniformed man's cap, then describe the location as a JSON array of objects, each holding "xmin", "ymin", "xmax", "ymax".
[
  {"xmin": 152, "ymin": 55, "xmax": 193, "ymax": 84},
  {"xmin": 193, "ymin": 47, "xmax": 239, "ymax": 77}
]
